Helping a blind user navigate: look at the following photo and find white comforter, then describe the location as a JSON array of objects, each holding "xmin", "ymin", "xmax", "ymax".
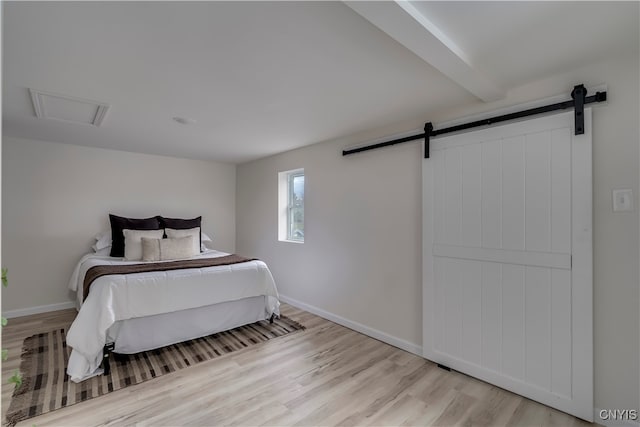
[{"xmin": 66, "ymin": 250, "xmax": 279, "ymax": 382}]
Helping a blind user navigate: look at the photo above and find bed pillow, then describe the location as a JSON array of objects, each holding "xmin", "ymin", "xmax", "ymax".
[
  {"xmin": 95, "ymin": 247, "xmax": 112, "ymax": 256},
  {"xmin": 141, "ymin": 236, "xmax": 197, "ymax": 261},
  {"xmin": 165, "ymin": 227, "xmax": 201, "ymax": 255},
  {"xmin": 141, "ymin": 237, "xmax": 161, "ymax": 261},
  {"xmin": 92, "ymin": 231, "xmax": 111, "ymax": 252},
  {"xmin": 123, "ymin": 229, "xmax": 165, "ymax": 261},
  {"xmin": 109, "ymin": 214, "xmax": 162, "ymax": 257},
  {"xmin": 201, "ymin": 232, "xmax": 213, "ymax": 251},
  {"xmin": 158, "ymin": 216, "xmax": 202, "ymax": 250}
]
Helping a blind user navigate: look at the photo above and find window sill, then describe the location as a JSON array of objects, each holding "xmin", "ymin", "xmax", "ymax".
[{"xmin": 279, "ymin": 239, "xmax": 304, "ymax": 244}]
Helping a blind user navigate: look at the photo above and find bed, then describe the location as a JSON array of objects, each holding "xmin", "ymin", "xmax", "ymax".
[{"xmin": 66, "ymin": 248, "xmax": 280, "ymax": 383}]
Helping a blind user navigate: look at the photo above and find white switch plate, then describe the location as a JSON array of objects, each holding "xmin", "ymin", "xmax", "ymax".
[{"xmin": 612, "ymin": 189, "xmax": 634, "ymax": 212}]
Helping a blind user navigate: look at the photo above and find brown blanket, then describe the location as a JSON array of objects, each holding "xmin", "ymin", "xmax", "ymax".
[{"xmin": 83, "ymin": 254, "xmax": 257, "ymax": 301}]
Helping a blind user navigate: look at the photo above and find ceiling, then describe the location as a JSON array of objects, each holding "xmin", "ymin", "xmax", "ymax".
[{"xmin": 3, "ymin": 1, "xmax": 638, "ymax": 164}]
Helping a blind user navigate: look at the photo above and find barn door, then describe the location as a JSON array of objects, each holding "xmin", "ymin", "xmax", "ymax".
[{"xmin": 422, "ymin": 110, "xmax": 593, "ymax": 421}]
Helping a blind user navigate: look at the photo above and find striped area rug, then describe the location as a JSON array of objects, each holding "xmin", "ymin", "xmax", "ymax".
[{"xmin": 6, "ymin": 316, "xmax": 304, "ymax": 426}]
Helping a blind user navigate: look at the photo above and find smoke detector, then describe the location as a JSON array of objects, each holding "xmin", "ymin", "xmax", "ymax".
[{"xmin": 173, "ymin": 117, "xmax": 197, "ymax": 125}]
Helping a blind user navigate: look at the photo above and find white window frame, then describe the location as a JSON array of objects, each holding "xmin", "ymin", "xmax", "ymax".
[
  {"xmin": 278, "ymin": 168, "xmax": 304, "ymax": 243},
  {"xmin": 287, "ymin": 170, "xmax": 304, "ymax": 242}
]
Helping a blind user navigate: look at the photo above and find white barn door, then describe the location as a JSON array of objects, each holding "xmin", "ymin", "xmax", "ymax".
[{"xmin": 422, "ymin": 110, "xmax": 593, "ymax": 421}]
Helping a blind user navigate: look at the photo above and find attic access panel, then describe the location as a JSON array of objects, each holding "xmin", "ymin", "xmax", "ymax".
[{"xmin": 30, "ymin": 89, "xmax": 110, "ymax": 127}]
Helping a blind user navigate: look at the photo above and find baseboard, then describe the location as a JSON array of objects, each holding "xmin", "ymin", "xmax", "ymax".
[
  {"xmin": 594, "ymin": 409, "xmax": 640, "ymax": 427},
  {"xmin": 3, "ymin": 301, "xmax": 76, "ymax": 319},
  {"xmin": 279, "ymin": 294, "xmax": 422, "ymax": 356}
]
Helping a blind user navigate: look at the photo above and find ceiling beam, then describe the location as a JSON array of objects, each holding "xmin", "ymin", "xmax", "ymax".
[{"xmin": 345, "ymin": 1, "xmax": 505, "ymax": 102}]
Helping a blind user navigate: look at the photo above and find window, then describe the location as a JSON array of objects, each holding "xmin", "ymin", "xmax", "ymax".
[
  {"xmin": 288, "ymin": 171, "xmax": 304, "ymax": 241},
  {"xmin": 278, "ymin": 169, "xmax": 304, "ymax": 243}
]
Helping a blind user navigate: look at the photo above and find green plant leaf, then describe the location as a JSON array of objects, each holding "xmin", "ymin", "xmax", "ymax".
[
  {"xmin": 1, "ymin": 317, "xmax": 7, "ymax": 327},
  {"xmin": 1, "ymin": 349, "xmax": 7, "ymax": 361},
  {"xmin": 1, "ymin": 268, "xmax": 7, "ymax": 287},
  {"xmin": 9, "ymin": 371, "xmax": 22, "ymax": 388}
]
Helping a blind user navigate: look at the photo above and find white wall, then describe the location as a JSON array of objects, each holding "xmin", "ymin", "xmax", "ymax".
[
  {"xmin": 237, "ymin": 55, "xmax": 639, "ymax": 414},
  {"xmin": 2, "ymin": 136, "xmax": 236, "ymax": 312},
  {"xmin": 239, "ymin": 128, "xmax": 424, "ymax": 348}
]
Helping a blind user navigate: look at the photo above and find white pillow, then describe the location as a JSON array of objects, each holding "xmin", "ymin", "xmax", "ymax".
[
  {"xmin": 165, "ymin": 227, "xmax": 201, "ymax": 255},
  {"xmin": 201, "ymin": 232, "xmax": 213, "ymax": 251},
  {"xmin": 92, "ymin": 230, "xmax": 112, "ymax": 252},
  {"xmin": 123, "ymin": 229, "xmax": 165, "ymax": 261},
  {"xmin": 95, "ymin": 247, "xmax": 112, "ymax": 256},
  {"xmin": 141, "ymin": 236, "xmax": 197, "ymax": 261}
]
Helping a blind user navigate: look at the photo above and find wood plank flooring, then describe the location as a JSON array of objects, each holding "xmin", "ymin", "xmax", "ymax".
[{"xmin": 1, "ymin": 303, "xmax": 593, "ymax": 426}]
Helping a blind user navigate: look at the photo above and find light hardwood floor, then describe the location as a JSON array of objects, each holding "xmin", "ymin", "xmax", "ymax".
[{"xmin": 2, "ymin": 303, "xmax": 593, "ymax": 426}]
